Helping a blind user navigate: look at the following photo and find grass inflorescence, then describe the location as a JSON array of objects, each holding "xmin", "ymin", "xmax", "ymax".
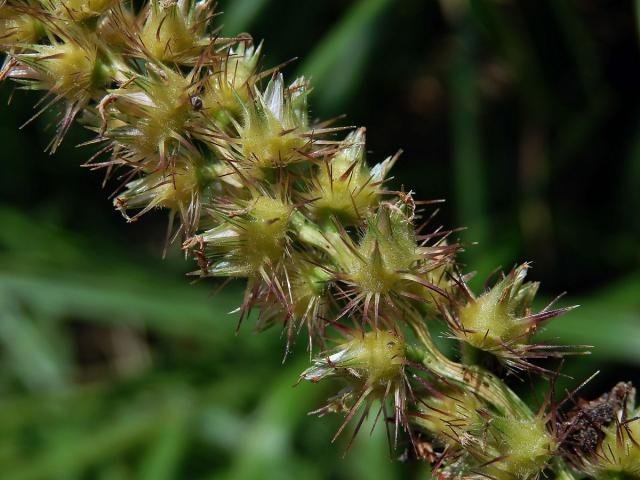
[{"xmin": 1, "ymin": 1, "xmax": 638, "ymax": 478}]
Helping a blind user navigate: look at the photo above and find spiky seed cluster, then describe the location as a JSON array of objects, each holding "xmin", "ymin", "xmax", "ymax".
[
  {"xmin": 138, "ymin": 0, "xmax": 210, "ymax": 63},
  {"xmin": 413, "ymin": 383, "xmax": 559, "ymax": 479},
  {"xmin": 591, "ymin": 412, "xmax": 640, "ymax": 478},
  {"xmin": 305, "ymin": 128, "xmax": 394, "ymax": 225},
  {"xmin": 560, "ymin": 383, "xmax": 640, "ymax": 479},
  {"xmin": 0, "ymin": 2, "xmax": 43, "ymax": 44},
  {"xmin": 445, "ymin": 263, "xmax": 581, "ymax": 373},
  {"xmin": 234, "ymin": 74, "xmax": 311, "ymax": 170},
  {"xmin": 1, "ymin": 2, "xmax": 636, "ymax": 478},
  {"xmin": 301, "ymin": 329, "xmax": 412, "ymax": 448}
]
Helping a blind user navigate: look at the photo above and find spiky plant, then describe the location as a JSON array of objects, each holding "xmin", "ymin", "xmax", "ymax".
[{"xmin": 1, "ymin": 1, "xmax": 638, "ymax": 478}]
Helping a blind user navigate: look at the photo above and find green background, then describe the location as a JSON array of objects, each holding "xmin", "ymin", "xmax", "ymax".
[{"xmin": 0, "ymin": 0, "xmax": 639, "ymax": 478}]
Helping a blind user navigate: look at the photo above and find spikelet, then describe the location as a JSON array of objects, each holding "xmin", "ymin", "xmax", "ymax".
[
  {"xmin": 43, "ymin": 0, "xmax": 116, "ymax": 22},
  {"xmin": 327, "ymin": 200, "xmax": 457, "ymax": 328},
  {"xmin": 0, "ymin": 2, "xmax": 45, "ymax": 45},
  {"xmin": 561, "ymin": 383, "xmax": 640, "ymax": 479},
  {"xmin": 231, "ymin": 74, "xmax": 311, "ymax": 171},
  {"xmin": 306, "ymin": 128, "xmax": 394, "ymax": 225},
  {"xmin": 2, "ymin": 24, "xmax": 123, "ymax": 150},
  {"xmin": 254, "ymin": 255, "xmax": 331, "ymax": 351},
  {"xmin": 137, "ymin": 0, "xmax": 217, "ymax": 64},
  {"xmin": 302, "ymin": 329, "xmax": 412, "ymax": 449},
  {"xmin": 199, "ymin": 40, "xmax": 262, "ymax": 116},
  {"xmin": 444, "ymin": 264, "xmax": 581, "ymax": 373}
]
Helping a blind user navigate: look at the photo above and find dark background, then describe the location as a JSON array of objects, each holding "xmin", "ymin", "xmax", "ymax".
[{"xmin": 0, "ymin": 0, "xmax": 639, "ymax": 478}]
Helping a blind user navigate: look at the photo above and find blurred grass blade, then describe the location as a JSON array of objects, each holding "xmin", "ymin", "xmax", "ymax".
[
  {"xmin": 0, "ymin": 271, "xmax": 240, "ymax": 343},
  {"xmin": 3, "ymin": 406, "xmax": 161, "ymax": 480},
  {"xmin": 297, "ymin": 0, "xmax": 392, "ymax": 112},
  {"xmin": 625, "ymin": 110, "xmax": 640, "ymax": 231},
  {"xmin": 222, "ymin": 0, "xmax": 270, "ymax": 34},
  {"xmin": 539, "ymin": 306, "xmax": 640, "ymax": 364},
  {"xmin": 98, "ymin": 463, "xmax": 133, "ymax": 480},
  {"xmin": 536, "ymin": 274, "xmax": 640, "ymax": 364},
  {"xmin": 347, "ymin": 415, "xmax": 400, "ymax": 480},
  {"xmin": 138, "ymin": 395, "xmax": 192, "ymax": 480},
  {"xmin": 0, "ymin": 206, "xmax": 85, "ymax": 266},
  {"xmin": 470, "ymin": 0, "xmax": 551, "ymax": 117},
  {"xmin": 217, "ymin": 360, "xmax": 325, "ymax": 480},
  {"xmin": 548, "ymin": 0, "xmax": 601, "ymax": 97},
  {"xmin": 547, "ymin": 1, "xmax": 609, "ymax": 167},
  {"xmin": 448, "ymin": 20, "xmax": 488, "ymax": 270},
  {"xmin": 0, "ymin": 296, "xmax": 70, "ymax": 391}
]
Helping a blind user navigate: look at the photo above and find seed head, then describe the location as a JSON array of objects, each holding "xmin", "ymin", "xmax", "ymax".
[
  {"xmin": 302, "ymin": 329, "xmax": 411, "ymax": 449},
  {"xmin": 193, "ymin": 193, "xmax": 293, "ymax": 278},
  {"xmin": 446, "ymin": 264, "xmax": 580, "ymax": 372},
  {"xmin": 563, "ymin": 383, "xmax": 640, "ymax": 479},
  {"xmin": 200, "ymin": 40, "xmax": 262, "ymax": 116},
  {"xmin": 233, "ymin": 74, "xmax": 310, "ymax": 170},
  {"xmin": 46, "ymin": 0, "xmax": 116, "ymax": 22},
  {"xmin": 0, "ymin": 3, "xmax": 44, "ymax": 45},
  {"xmin": 0, "ymin": 2, "xmax": 631, "ymax": 475},
  {"xmin": 138, "ymin": 0, "xmax": 216, "ymax": 64},
  {"xmin": 307, "ymin": 128, "xmax": 395, "ymax": 225},
  {"xmin": 331, "ymin": 201, "xmax": 454, "ymax": 327}
]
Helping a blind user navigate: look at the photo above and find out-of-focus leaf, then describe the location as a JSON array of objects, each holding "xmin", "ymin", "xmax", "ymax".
[
  {"xmin": 625, "ymin": 114, "xmax": 640, "ymax": 231},
  {"xmin": 0, "ymin": 205, "xmax": 244, "ymax": 343},
  {"xmin": 98, "ymin": 463, "xmax": 133, "ymax": 480},
  {"xmin": 0, "ymin": 271, "xmax": 241, "ymax": 343},
  {"xmin": 549, "ymin": 0, "xmax": 602, "ymax": 97},
  {"xmin": 0, "ymin": 295, "xmax": 70, "ymax": 391},
  {"xmin": 0, "ymin": 206, "xmax": 87, "ymax": 266},
  {"xmin": 3, "ymin": 404, "xmax": 162, "ymax": 480},
  {"xmin": 541, "ymin": 306, "xmax": 640, "ymax": 363},
  {"xmin": 138, "ymin": 394, "xmax": 192, "ymax": 480},
  {"xmin": 298, "ymin": 0, "xmax": 392, "ymax": 112},
  {"xmin": 448, "ymin": 22, "xmax": 488, "ymax": 267},
  {"xmin": 536, "ymin": 274, "xmax": 640, "ymax": 364},
  {"xmin": 216, "ymin": 360, "xmax": 325, "ymax": 480},
  {"xmin": 221, "ymin": 0, "xmax": 270, "ymax": 34},
  {"xmin": 547, "ymin": 1, "xmax": 610, "ymax": 167},
  {"xmin": 469, "ymin": 0, "xmax": 551, "ymax": 117}
]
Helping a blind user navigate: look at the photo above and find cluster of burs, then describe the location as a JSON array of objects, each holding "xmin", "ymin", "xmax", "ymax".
[{"xmin": 1, "ymin": 1, "xmax": 638, "ymax": 478}]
